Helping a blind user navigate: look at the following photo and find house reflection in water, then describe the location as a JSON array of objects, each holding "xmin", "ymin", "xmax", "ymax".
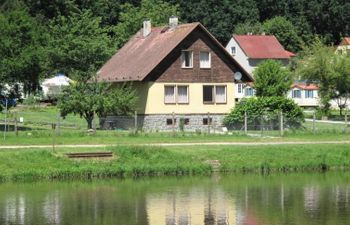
[{"xmin": 146, "ymin": 187, "xmax": 237, "ymax": 225}]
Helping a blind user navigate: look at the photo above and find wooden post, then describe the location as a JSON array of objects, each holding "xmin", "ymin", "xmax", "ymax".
[
  {"xmin": 14, "ymin": 112, "xmax": 18, "ymax": 136},
  {"xmin": 56, "ymin": 113, "xmax": 61, "ymax": 136},
  {"xmin": 313, "ymin": 111, "xmax": 316, "ymax": 134},
  {"xmin": 280, "ymin": 111, "xmax": 284, "ymax": 137},
  {"xmin": 172, "ymin": 112, "xmax": 175, "ymax": 135},
  {"xmin": 207, "ymin": 112, "xmax": 210, "ymax": 134},
  {"xmin": 52, "ymin": 123, "xmax": 56, "ymax": 152},
  {"xmin": 134, "ymin": 110, "xmax": 137, "ymax": 133},
  {"xmin": 244, "ymin": 111, "xmax": 248, "ymax": 135},
  {"xmin": 345, "ymin": 110, "xmax": 348, "ymax": 132}
]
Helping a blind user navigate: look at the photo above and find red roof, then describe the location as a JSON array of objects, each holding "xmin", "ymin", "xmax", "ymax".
[
  {"xmin": 292, "ymin": 83, "xmax": 319, "ymax": 90},
  {"xmin": 97, "ymin": 23, "xmax": 252, "ymax": 82},
  {"xmin": 285, "ymin": 50, "xmax": 296, "ymax": 57},
  {"xmin": 340, "ymin": 37, "xmax": 350, "ymax": 45},
  {"xmin": 233, "ymin": 35, "xmax": 291, "ymax": 59}
]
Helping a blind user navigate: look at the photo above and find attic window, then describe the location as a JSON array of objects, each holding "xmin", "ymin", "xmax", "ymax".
[
  {"xmin": 231, "ymin": 47, "xmax": 236, "ymax": 55},
  {"xmin": 181, "ymin": 50, "xmax": 193, "ymax": 68},
  {"xmin": 200, "ymin": 51, "xmax": 211, "ymax": 68}
]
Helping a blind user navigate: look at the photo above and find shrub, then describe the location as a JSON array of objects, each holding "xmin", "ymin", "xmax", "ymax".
[{"xmin": 223, "ymin": 96, "xmax": 304, "ymax": 129}]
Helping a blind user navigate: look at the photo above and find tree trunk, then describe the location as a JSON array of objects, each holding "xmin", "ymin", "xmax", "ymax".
[{"xmin": 84, "ymin": 113, "xmax": 94, "ymax": 129}]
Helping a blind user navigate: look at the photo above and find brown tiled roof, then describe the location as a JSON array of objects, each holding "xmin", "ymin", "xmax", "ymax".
[
  {"xmin": 97, "ymin": 22, "xmax": 252, "ymax": 82},
  {"xmin": 233, "ymin": 35, "xmax": 291, "ymax": 59}
]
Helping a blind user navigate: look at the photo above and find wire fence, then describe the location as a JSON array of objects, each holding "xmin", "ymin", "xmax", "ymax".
[{"xmin": 0, "ymin": 107, "xmax": 349, "ymax": 138}]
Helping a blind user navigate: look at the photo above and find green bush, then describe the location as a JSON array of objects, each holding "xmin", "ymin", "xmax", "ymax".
[{"xmin": 223, "ymin": 96, "xmax": 304, "ymax": 129}]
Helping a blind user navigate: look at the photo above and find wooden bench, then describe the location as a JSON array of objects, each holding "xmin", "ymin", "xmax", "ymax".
[{"xmin": 65, "ymin": 151, "xmax": 113, "ymax": 158}]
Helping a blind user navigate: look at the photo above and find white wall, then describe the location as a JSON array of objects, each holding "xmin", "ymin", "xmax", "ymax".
[{"xmin": 287, "ymin": 88, "xmax": 319, "ymax": 107}]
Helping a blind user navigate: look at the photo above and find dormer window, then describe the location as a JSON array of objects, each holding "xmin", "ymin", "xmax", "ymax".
[
  {"xmin": 181, "ymin": 50, "xmax": 193, "ymax": 68},
  {"xmin": 200, "ymin": 51, "xmax": 211, "ymax": 68}
]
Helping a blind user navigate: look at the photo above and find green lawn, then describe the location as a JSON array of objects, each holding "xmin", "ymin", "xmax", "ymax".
[
  {"xmin": 1, "ymin": 105, "xmax": 350, "ymax": 145},
  {"xmin": 0, "ymin": 144, "xmax": 349, "ymax": 182}
]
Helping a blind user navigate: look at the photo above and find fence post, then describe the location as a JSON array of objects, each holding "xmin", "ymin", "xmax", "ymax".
[
  {"xmin": 312, "ymin": 111, "xmax": 316, "ymax": 134},
  {"xmin": 14, "ymin": 112, "xmax": 18, "ymax": 136},
  {"xmin": 134, "ymin": 110, "xmax": 137, "ymax": 133},
  {"xmin": 208, "ymin": 112, "xmax": 210, "ymax": 134},
  {"xmin": 172, "ymin": 112, "xmax": 175, "ymax": 135},
  {"xmin": 3, "ymin": 99, "xmax": 7, "ymax": 140},
  {"xmin": 280, "ymin": 111, "xmax": 284, "ymax": 137},
  {"xmin": 244, "ymin": 111, "xmax": 248, "ymax": 135},
  {"xmin": 56, "ymin": 113, "xmax": 61, "ymax": 136},
  {"xmin": 345, "ymin": 110, "xmax": 348, "ymax": 132}
]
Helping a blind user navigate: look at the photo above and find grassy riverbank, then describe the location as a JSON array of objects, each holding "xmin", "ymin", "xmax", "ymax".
[{"xmin": 1, "ymin": 144, "xmax": 350, "ymax": 182}]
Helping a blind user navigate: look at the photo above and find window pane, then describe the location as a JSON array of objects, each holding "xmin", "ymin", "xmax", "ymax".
[
  {"xmin": 182, "ymin": 51, "xmax": 192, "ymax": 68},
  {"xmin": 203, "ymin": 86, "xmax": 213, "ymax": 102},
  {"xmin": 200, "ymin": 52, "xmax": 210, "ymax": 68},
  {"xmin": 231, "ymin": 47, "xmax": 236, "ymax": 55},
  {"xmin": 292, "ymin": 89, "xmax": 301, "ymax": 98},
  {"xmin": 177, "ymin": 86, "xmax": 188, "ymax": 103},
  {"xmin": 164, "ymin": 86, "xmax": 175, "ymax": 103},
  {"xmin": 238, "ymin": 84, "xmax": 242, "ymax": 93},
  {"xmin": 215, "ymin": 86, "xmax": 226, "ymax": 103}
]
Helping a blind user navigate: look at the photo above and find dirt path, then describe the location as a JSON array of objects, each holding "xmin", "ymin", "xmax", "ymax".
[{"xmin": 0, "ymin": 141, "xmax": 350, "ymax": 149}]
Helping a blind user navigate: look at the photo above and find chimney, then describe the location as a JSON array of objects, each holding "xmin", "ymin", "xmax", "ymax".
[
  {"xmin": 143, "ymin": 19, "xmax": 151, "ymax": 37},
  {"xmin": 262, "ymin": 32, "xmax": 266, "ymax": 35},
  {"xmin": 169, "ymin": 15, "xmax": 178, "ymax": 30}
]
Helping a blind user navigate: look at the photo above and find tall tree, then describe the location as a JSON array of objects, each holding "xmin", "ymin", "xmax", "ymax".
[
  {"xmin": 0, "ymin": 7, "xmax": 47, "ymax": 95},
  {"xmin": 46, "ymin": 10, "xmax": 114, "ymax": 81},
  {"xmin": 253, "ymin": 60, "xmax": 293, "ymax": 97},
  {"xmin": 234, "ymin": 21, "xmax": 264, "ymax": 35},
  {"xmin": 169, "ymin": 0, "xmax": 259, "ymax": 44},
  {"xmin": 262, "ymin": 16, "xmax": 303, "ymax": 52},
  {"xmin": 114, "ymin": 0, "xmax": 179, "ymax": 48},
  {"xmin": 296, "ymin": 39, "xmax": 350, "ymax": 115}
]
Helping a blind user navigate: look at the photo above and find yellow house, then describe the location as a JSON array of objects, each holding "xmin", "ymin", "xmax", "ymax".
[{"xmin": 97, "ymin": 17, "xmax": 252, "ymax": 131}]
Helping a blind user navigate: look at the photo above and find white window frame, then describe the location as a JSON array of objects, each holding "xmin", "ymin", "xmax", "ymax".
[
  {"xmin": 177, "ymin": 85, "xmax": 189, "ymax": 104},
  {"xmin": 237, "ymin": 84, "xmax": 243, "ymax": 94},
  {"xmin": 181, "ymin": 50, "xmax": 193, "ymax": 68},
  {"xmin": 305, "ymin": 90, "xmax": 314, "ymax": 98},
  {"xmin": 215, "ymin": 85, "xmax": 227, "ymax": 104},
  {"xmin": 164, "ymin": 85, "xmax": 176, "ymax": 104},
  {"xmin": 292, "ymin": 89, "xmax": 301, "ymax": 98},
  {"xmin": 199, "ymin": 51, "xmax": 211, "ymax": 68}
]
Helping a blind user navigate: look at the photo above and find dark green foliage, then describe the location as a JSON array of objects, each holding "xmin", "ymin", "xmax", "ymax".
[
  {"xmin": 114, "ymin": 0, "xmax": 179, "ymax": 48},
  {"xmin": 46, "ymin": 10, "xmax": 114, "ymax": 81},
  {"xmin": 0, "ymin": 7, "xmax": 47, "ymax": 94},
  {"xmin": 223, "ymin": 97, "xmax": 304, "ymax": 129},
  {"xmin": 253, "ymin": 60, "xmax": 293, "ymax": 97},
  {"xmin": 262, "ymin": 16, "xmax": 303, "ymax": 52},
  {"xmin": 169, "ymin": 0, "xmax": 259, "ymax": 44}
]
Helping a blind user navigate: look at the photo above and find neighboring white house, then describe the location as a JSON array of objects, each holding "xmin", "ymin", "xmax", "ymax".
[
  {"xmin": 288, "ymin": 83, "xmax": 319, "ymax": 107},
  {"xmin": 41, "ymin": 74, "xmax": 73, "ymax": 99},
  {"xmin": 225, "ymin": 34, "xmax": 319, "ymax": 107}
]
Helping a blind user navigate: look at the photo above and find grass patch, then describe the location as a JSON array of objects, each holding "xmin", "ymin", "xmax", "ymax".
[{"xmin": 0, "ymin": 144, "xmax": 350, "ymax": 182}]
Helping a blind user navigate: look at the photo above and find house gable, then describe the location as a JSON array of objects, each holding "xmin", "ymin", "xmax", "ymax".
[{"xmin": 145, "ymin": 26, "xmax": 250, "ymax": 83}]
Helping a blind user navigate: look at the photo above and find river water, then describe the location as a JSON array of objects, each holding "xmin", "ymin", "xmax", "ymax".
[{"xmin": 0, "ymin": 172, "xmax": 349, "ymax": 225}]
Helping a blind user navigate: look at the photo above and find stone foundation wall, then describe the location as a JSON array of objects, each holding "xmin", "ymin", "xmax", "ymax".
[{"xmin": 100, "ymin": 114, "xmax": 225, "ymax": 132}]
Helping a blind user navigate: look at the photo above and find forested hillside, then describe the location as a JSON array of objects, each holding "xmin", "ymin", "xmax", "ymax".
[{"xmin": 1, "ymin": 0, "xmax": 349, "ymax": 94}]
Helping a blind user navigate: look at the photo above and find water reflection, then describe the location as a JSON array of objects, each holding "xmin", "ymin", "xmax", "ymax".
[{"xmin": 0, "ymin": 173, "xmax": 349, "ymax": 225}]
